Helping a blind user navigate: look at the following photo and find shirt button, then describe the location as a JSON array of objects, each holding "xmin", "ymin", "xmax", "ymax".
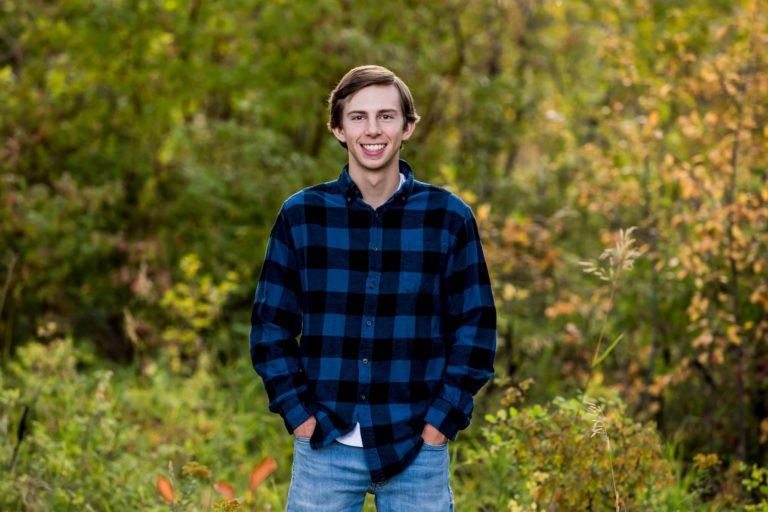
[
  {"xmin": 373, "ymin": 246, "xmax": 378, "ymax": 252},
  {"xmin": 369, "ymin": 282, "xmax": 375, "ymax": 289},
  {"xmin": 362, "ymin": 358, "xmax": 368, "ymax": 365},
  {"xmin": 361, "ymin": 394, "xmax": 367, "ymax": 401},
  {"xmin": 366, "ymin": 320, "xmax": 372, "ymax": 326}
]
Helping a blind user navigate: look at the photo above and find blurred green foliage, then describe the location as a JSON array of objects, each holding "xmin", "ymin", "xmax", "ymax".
[
  {"xmin": 463, "ymin": 390, "xmax": 675, "ymax": 510},
  {"xmin": 0, "ymin": 329, "xmax": 290, "ymax": 510},
  {"xmin": 1, "ymin": 0, "xmax": 768, "ymax": 509}
]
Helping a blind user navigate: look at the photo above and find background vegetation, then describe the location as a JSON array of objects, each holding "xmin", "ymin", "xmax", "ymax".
[{"xmin": 1, "ymin": 0, "xmax": 766, "ymax": 510}]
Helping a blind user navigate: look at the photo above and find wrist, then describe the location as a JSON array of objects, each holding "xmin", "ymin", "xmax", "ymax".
[
  {"xmin": 293, "ymin": 415, "xmax": 316, "ymax": 437},
  {"xmin": 422, "ymin": 423, "xmax": 447, "ymax": 444}
]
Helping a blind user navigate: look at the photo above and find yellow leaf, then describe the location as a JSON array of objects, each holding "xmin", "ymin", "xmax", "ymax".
[
  {"xmin": 461, "ymin": 190, "xmax": 477, "ymax": 205},
  {"xmin": 692, "ymin": 332, "xmax": 713, "ymax": 348},
  {"xmin": 726, "ymin": 325, "xmax": 741, "ymax": 346},
  {"xmin": 476, "ymin": 203, "xmax": 491, "ymax": 223},
  {"xmin": 693, "ymin": 453, "xmax": 721, "ymax": 470}
]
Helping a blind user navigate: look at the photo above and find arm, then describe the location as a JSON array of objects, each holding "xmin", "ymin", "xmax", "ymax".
[
  {"xmin": 424, "ymin": 209, "xmax": 497, "ymax": 441},
  {"xmin": 250, "ymin": 207, "xmax": 317, "ymax": 434}
]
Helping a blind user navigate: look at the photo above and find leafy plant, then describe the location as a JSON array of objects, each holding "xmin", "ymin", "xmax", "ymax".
[
  {"xmin": 156, "ymin": 254, "xmax": 239, "ymax": 372},
  {"xmin": 743, "ymin": 465, "xmax": 768, "ymax": 511},
  {"xmin": 461, "ymin": 388, "xmax": 675, "ymax": 511},
  {"xmin": 154, "ymin": 457, "xmax": 278, "ymax": 511},
  {"xmin": 0, "ymin": 326, "xmax": 288, "ymax": 511}
]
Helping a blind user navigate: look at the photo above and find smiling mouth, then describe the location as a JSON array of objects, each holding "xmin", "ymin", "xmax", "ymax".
[{"xmin": 361, "ymin": 143, "xmax": 387, "ymax": 154}]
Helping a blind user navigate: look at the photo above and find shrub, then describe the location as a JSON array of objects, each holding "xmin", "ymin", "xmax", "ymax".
[
  {"xmin": 459, "ymin": 386, "xmax": 678, "ymax": 511},
  {"xmin": 0, "ymin": 328, "xmax": 288, "ymax": 511}
]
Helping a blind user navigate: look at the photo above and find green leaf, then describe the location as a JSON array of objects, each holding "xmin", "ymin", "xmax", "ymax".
[{"xmin": 591, "ymin": 331, "xmax": 626, "ymax": 369}]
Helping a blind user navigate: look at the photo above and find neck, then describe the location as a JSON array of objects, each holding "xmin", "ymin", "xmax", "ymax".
[{"xmin": 348, "ymin": 160, "xmax": 402, "ymax": 209}]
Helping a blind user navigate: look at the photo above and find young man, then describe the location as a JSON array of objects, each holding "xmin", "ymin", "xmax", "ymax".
[{"xmin": 250, "ymin": 65, "xmax": 496, "ymax": 511}]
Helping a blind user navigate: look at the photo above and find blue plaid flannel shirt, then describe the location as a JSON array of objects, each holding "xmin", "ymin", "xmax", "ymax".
[{"xmin": 250, "ymin": 160, "xmax": 496, "ymax": 482}]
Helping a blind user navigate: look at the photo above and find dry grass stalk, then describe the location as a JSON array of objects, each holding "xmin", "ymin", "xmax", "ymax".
[
  {"xmin": 579, "ymin": 226, "xmax": 641, "ymax": 368},
  {"xmin": 586, "ymin": 400, "xmax": 622, "ymax": 511}
]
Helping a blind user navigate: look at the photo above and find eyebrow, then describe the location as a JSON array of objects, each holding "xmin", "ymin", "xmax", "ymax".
[{"xmin": 346, "ymin": 109, "xmax": 400, "ymax": 116}]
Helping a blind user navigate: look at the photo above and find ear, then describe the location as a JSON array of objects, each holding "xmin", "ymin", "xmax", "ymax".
[
  {"xmin": 332, "ymin": 125, "xmax": 347, "ymax": 145},
  {"xmin": 401, "ymin": 121, "xmax": 416, "ymax": 141}
]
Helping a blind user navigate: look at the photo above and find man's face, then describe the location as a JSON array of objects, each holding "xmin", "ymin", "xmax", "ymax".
[{"xmin": 332, "ymin": 84, "xmax": 415, "ymax": 175}]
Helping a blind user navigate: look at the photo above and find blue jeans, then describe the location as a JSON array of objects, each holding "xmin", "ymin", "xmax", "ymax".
[{"xmin": 287, "ymin": 438, "xmax": 454, "ymax": 511}]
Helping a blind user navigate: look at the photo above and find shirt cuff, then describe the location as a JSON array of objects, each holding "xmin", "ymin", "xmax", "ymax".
[
  {"xmin": 279, "ymin": 394, "xmax": 318, "ymax": 434},
  {"xmin": 424, "ymin": 396, "xmax": 471, "ymax": 441}
]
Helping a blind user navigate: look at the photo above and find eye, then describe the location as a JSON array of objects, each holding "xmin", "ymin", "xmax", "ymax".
[
  {"xmin": 381, "ymin": 114, "xmax": 394, "ymax": 120},
  {"xmin": 350, "ymin": 115, "xmax": 363, "ymax": 121}
]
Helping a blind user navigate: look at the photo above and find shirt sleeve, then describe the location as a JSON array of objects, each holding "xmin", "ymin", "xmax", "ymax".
[
  {"xmin": 250, "ymin": 207, "xmax": 317, "ymax": 434},
  {"xmin": 424, "ymin": 208, "xmax": 497, "ymax": 440}
]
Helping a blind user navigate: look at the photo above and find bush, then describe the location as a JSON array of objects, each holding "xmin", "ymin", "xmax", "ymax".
[
  {"xmin": 458, "ymin": 385, "xmax": 678, "ymax": 511},
  {"xmin": 0, "ymin": 330, "xmax": 289, "ymax": 511}
]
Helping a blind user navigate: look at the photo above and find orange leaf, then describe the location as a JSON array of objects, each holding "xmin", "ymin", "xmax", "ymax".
[
  {"xmin": 156, "ymin": 476, "xmax": 174, "ymax": 503},
  {"xmin": 213, "ymin": 481, "xmax": 236, "ymax": 499},
  {"xmin": 250, "ymin": 456, "xmax": 278, "ymax": 491}
]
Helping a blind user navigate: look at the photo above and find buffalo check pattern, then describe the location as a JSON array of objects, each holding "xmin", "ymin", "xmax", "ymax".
[{"xmin": 250, "ymin": 160, "xmax": 496, "ymax": 483}]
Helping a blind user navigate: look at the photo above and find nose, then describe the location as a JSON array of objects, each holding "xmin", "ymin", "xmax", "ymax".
[{"xmin": 365, "ymin": 118, "xmax": 381, "ymax": 136}]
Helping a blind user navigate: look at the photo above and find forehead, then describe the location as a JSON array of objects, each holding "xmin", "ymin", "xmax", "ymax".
[{"xmin": 343, "ymin": 84, "xmax": 402, "ymax": 114}]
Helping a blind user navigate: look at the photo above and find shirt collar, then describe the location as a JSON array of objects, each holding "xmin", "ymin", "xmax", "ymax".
[{"xmin": 339, "ymin": 159, "xmax": 415, "ymax": 205}]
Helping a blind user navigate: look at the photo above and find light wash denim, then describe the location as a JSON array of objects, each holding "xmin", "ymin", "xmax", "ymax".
[{"xmin": 287, "ymin": 437, "xmax": 454, "ymax": 511}]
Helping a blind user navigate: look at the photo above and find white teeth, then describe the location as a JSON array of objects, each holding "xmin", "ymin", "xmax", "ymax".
[{"xmin": 362, "ymin": 144, "xmax": 385, "ymax": 151}]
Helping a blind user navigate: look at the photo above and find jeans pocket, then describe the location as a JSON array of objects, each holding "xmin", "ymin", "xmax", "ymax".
[{"xmin": 421, "ymin": 441, "xmax": 448, "ymax": 451}]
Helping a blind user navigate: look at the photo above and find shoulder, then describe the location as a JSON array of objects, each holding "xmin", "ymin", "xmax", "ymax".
[
  {"xmin": 280, "ymin": 180, "xmax": 337, "ymax": 213},
  {"xmin": 411, "ymin": 179, "xmax": 474, "ymax": 221}
]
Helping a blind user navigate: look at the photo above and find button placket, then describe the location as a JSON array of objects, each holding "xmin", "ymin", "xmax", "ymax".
[{"xmin": 358, "ymin": 206, "xmax": 383, "ymax": 410}]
